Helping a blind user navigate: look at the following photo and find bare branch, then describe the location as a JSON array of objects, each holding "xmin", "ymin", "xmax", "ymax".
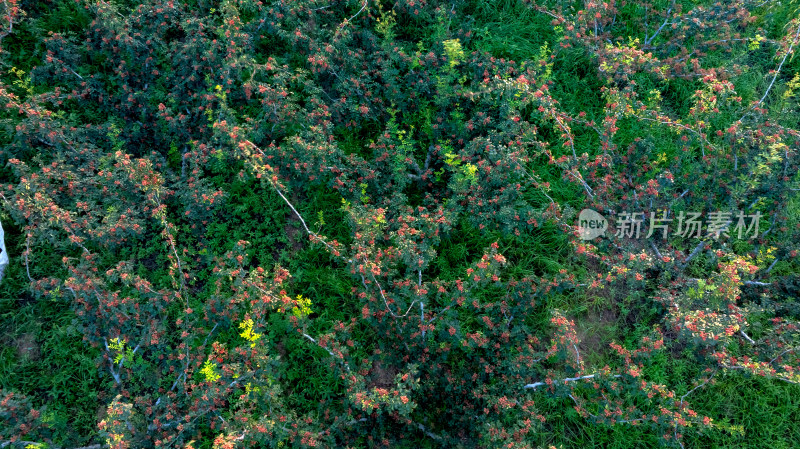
[
  {"xmin": 739, "ymin": 22, "xmax": 800, "ymax": 122},
  {"xmin": 524, "ymin": 373, "xmax": 622, "ymax": 390}
]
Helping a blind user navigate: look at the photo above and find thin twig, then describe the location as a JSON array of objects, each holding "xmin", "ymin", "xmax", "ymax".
[
  {"xmin": 739, "ymin": 22, "xmax": 800, "ymax": 122},
  {"xmin": 675, "ymin": 369, "xmax": 717, "ymax": 446},
  {"xmin": 680, "ymin": 240, "xmax": 707, "ymax": 268},
  {"xmin": 644, "ymin": 3, "xmax": 674, "ymax": 47},
  {"xmin": 24, "ymin": 233, "xmax": 34, "ymax": 283},
  {"xmin": 739, "ymin": 330, "xmax": 756, "ymax": 344},
  {"xmin": 524, "ymin": 373, "xmax": 622, "ymax": 389},
  {"xmin": 303, "ymin": 332, "xmax": 351, "ymax": 373}
]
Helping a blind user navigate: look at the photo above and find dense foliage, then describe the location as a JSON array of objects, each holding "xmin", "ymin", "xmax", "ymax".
[{"xmin": 1, "ymin": 0, "xmax": 799, "ymax": 447}]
